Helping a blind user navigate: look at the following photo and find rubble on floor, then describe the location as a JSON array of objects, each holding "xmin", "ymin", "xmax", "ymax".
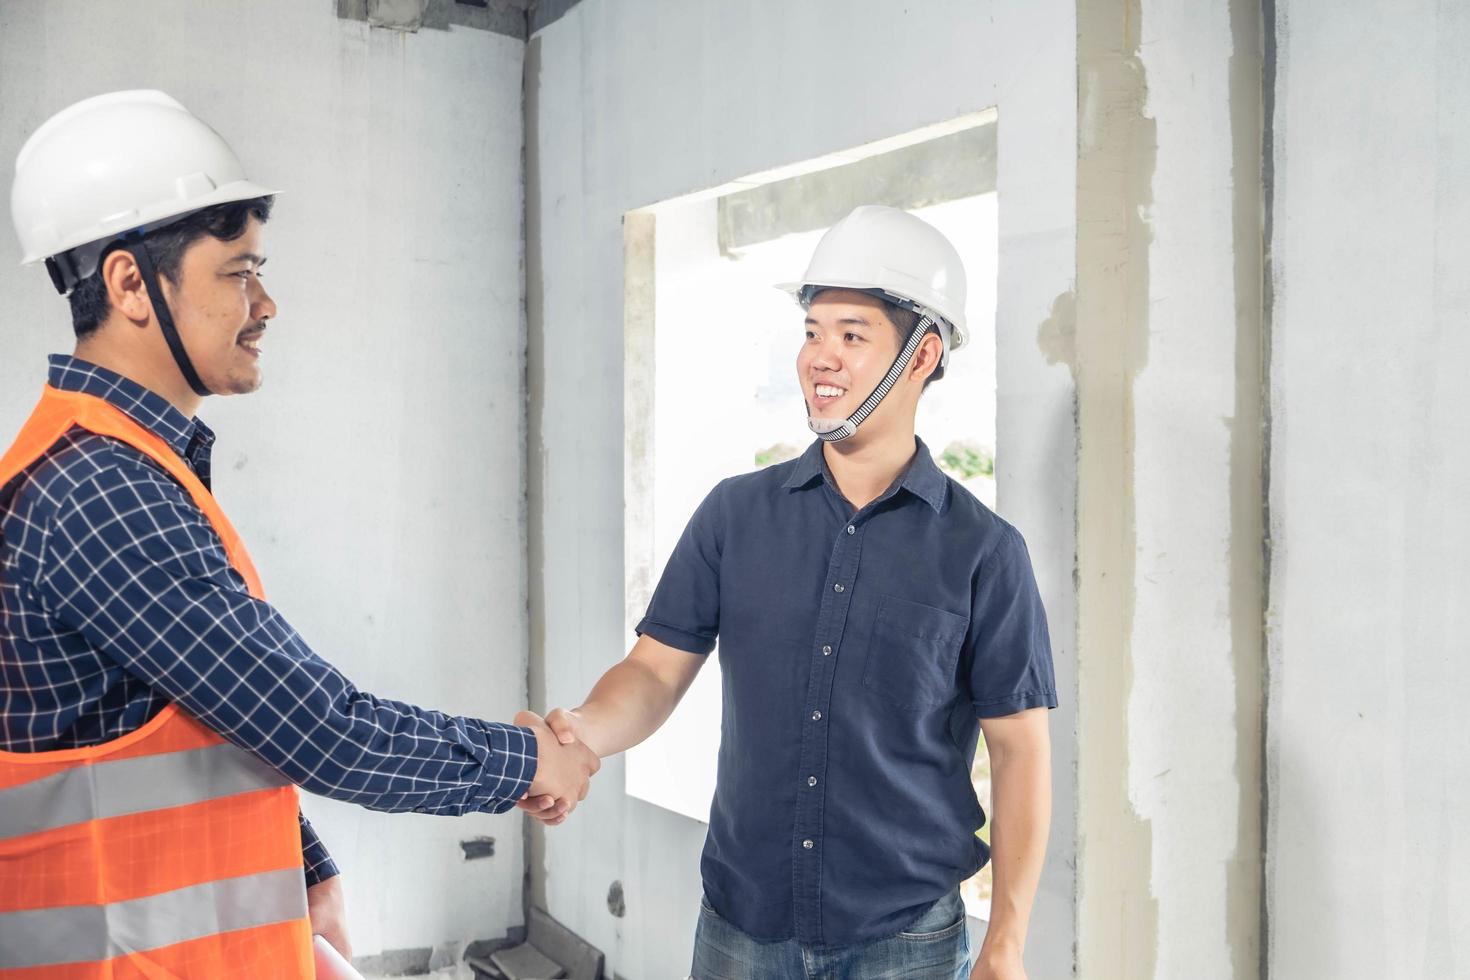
[{"xmin": 467, "ymin": 908, "xmax": 603, "ymax": 980}]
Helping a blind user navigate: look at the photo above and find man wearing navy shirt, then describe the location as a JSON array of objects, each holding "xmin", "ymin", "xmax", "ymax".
[{"xmin": 522, "ymin": 206, "xmax": 1057, "ymax": 980}]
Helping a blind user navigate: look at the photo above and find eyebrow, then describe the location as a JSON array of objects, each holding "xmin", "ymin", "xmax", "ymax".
[
  {"xmin": 225, "ymin": 253, "xmax": 268, "ymax": 268},
  {"xmin": 804, "ymin": 315, "xmax": 871, "ymax": 327}
]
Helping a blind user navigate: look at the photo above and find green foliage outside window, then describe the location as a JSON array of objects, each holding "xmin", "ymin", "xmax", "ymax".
[
  {"xmin": 755, "ymin": 442, "xmax": 801, "ymax": 468},
  {"xmin": 938, "ymin": 440, "xmax": 995, "ymax": 481}
]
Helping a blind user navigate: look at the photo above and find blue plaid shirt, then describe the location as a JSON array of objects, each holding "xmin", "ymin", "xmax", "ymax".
[{"xmin": 0, "ymin": 356, "xmax": 537, "ymax": 885}]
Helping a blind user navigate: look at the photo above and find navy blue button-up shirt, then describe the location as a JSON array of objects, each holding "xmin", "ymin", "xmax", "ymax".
[
  {"xmin": 637, "ymin": 438, "xmax": 1056, "ymax": 947},
  {"xmin": 1, "ymin": 356, "xmax": 537, "ymax": 885}
]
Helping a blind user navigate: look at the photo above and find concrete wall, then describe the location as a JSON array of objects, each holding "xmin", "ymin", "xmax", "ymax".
[
  {"xmin": 524, "ymin": 3, "xmax": 1470, "ymax": 977},
  {"xmin": 10, "ymin": 3, "xmax": 1465, "ymax": 977},
  {"xmin": 0, "ymin": 1, "xmax": 529, "ymax": 962},
  {"xmin": 525, "ymin": 1, "xmax": 1078, "ymax": 977},
  {"xmin": 1267, "ymin": 2, "xmax": 1470, "ymax": 976}
]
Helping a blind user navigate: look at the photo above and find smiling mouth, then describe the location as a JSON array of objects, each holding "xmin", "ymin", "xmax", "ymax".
[
  {"xmin": 811, "ymin": 382, "xmax": 847, "ymax": 408},
  {"xmin": 237, "ymin": 327, "xmax": 265, "ymax": 357}
]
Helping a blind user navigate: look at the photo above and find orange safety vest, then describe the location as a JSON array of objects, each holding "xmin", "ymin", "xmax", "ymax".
[{"xmin": 0, "ymin": 385, "xmax": 313, "ymax": 979}]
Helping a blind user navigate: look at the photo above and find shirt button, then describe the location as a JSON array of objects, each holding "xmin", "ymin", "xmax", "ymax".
[
  {"xmin": 802, "ymin": 839, "xmax": 814, "ymax": 850},
  {"xmin": 846, "ymin": 525, "xmax": 856, "ymax": 535},
  {"xmin": 833, "ymin": 583, "xmax": 845, "ymax": 593},
  {"xmin": 811, "ymin": 710, "xmax": 822, "ymax": 721},
  {"xmin": 807, "ymin": 776, "xmax": 818, "ymax": 787},
  {"xmin": 822, "ymin": 645, "xmax": 832, "ymax": 656}
]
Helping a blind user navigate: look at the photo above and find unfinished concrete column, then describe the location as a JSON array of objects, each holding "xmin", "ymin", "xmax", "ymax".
[{"xmin": 1075, "ymin": 1, "xmax": 1264, "ymax": 977}]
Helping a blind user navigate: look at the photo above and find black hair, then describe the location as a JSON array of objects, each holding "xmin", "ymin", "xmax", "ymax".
[
  {"xmin": 879, "ymin": 298, "xmax": 945, "ymax": 386},
  {"xmin": 67, "ymin": 196, "xmax": 274, "ymax": 339}
]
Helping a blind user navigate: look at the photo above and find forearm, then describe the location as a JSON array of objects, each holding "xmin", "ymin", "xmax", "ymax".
[
  {"xmin": 982, "ymin": 736, "xmax": 1051, "ymax": 953},
  {"xmin": 44, "ymin": 468, "xmax": 538, "ymax": 814},
  {"xmin": 47, "ymin": 549, "xmax": 535, "ymax": 811},
  {"xmin": 117, "ymin": 605, "xmax": 536, "ymax": 813},
  {"xmin": 276, "ymin": 685, "xmax": 536, "ymax": 813},
  {"xmin": 565, "ymin": 635, "xmax": 705, "ymax": 757},
  {"xmin": 573, "ymin": 658, "xmax": 685, "ymax": 757}
]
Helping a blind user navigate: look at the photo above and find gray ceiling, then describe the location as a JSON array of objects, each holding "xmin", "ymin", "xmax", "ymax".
[{"xmin": 335, "ymin": 0, "xmax": 586, "ymax": 40}]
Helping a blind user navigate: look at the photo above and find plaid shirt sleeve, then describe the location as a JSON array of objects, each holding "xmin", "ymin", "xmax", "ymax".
[
  {"xmin": 33, "ymin": 462, "xmax": 537, "ymax": 818},
  {"xmin": 299, "ymin": 811, "xmax": 340, "ymax": 886}
]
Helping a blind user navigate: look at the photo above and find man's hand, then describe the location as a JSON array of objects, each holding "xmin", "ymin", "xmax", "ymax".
[
  {"xmin": 516, "ymin": 709, "xmax": 600, "ymax": 825},
  {"xmin": 306, "ymin": 875, "xmax": 351, "ymax": 961},
  {"xmin": 971, "ymin": 944, "xmax": 1026, "ymax": 980},
  {"xmin": 543, "ymin": 707, "xmax": 592, "ymax": 751},
  {"xmin": 518, "ymin": 708, "xmax": 593, "ymax": 824}
]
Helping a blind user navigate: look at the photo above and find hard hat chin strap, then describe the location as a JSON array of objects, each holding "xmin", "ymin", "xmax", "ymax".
[
  {"xmin": 806, "ymin": 313, "xmax": 934, "ymax": 443},
  {"xmin": 123, "ymin": 241, "xmax": 213, "ymax": 398}
]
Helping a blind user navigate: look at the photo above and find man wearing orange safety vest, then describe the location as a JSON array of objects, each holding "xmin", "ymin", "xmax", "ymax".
[{"xmin": 0, "ymin": 91, "xmax": 598, "ymax": 978}]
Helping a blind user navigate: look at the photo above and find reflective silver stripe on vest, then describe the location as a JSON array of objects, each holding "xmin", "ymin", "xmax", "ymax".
[
  {"xmin": 0, "ymin": 867, "xmax": 307, "ymax": 970},
  {"xmin": 0, "ymin": 741, "xmax": 290, "ymax": 841}
]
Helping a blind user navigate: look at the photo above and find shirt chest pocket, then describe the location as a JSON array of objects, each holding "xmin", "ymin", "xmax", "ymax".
[{"xmin": 862, "ymin": 594, "xmax": 969, "ymax": 710}]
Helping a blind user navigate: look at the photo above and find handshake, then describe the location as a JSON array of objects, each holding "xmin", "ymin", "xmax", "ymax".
[{"xmin": 514, "ymin": 708, "xmax": 601, "ymax": 826}]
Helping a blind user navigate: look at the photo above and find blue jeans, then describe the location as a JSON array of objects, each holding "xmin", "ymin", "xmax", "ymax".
[{"xmin": 691, "ymin": 891, "xmax": 971, "ymax": 980}]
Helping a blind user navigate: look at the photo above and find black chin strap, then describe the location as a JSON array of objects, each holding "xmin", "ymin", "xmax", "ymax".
[
  {"xmin": 810, "ymin": 314, "xmax": 935, "ymax": 443},
  {"xmin": 124, "ymin": 241, "xmax": 212, "ymax": 398}
]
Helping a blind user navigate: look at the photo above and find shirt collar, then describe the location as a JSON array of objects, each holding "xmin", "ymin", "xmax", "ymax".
[
  {"xmin": 47, "ymin": 354, "xmax": 213, "ymax": 461},
  {"xmin": 780, "ymin": 440, "xmax": 828, "ymax": 491},
  {"xmin": 782, "ymin": 437, "xmax": 948, "ymax": 514},
  {"xmin": 900, "ymin": 439, "xmax": 949, "ymax": 513}
]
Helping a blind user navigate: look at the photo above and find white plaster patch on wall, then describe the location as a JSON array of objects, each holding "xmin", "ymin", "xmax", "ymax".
[{"xmin": 1128, "ymin": 2, "xmax": 1243, "ymax": 978}]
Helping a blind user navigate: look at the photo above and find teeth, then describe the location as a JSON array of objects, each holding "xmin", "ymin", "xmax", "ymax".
[{"xmin": 815, "ymin": 384, "xmax": 845, "ymax": 398}]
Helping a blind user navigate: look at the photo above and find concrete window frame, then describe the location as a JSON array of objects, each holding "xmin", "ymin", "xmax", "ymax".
[{"xmin": 620, "ymin": 110, "xmax": 1000, "ymax": 851}]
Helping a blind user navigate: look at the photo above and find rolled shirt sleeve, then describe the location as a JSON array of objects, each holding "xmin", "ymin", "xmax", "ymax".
[
  {"xmin": 635, "ymin": 480, "xmax": 724, "ymax": 655},
  {"xmin": 966, "ymin": 523, "xmax": 1058, "ymax": 717},
  {"xmin": 299, "ymin": 811, "xmax": 340, "ymax": 886}
]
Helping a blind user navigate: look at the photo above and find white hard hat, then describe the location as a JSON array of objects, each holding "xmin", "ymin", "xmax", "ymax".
[
  {"xmin": 11, "ymin": 90, "xmax": 276, "ymax": 282},
  {"xmin": 777, "ymin": 204, "xmax": 969, "ymax": 352}
]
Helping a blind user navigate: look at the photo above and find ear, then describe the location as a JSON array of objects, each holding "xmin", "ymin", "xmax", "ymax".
[
  {"xmin": 908, "ymin": 330, "xmax": 945, "ymax": 385},
  {"xmin": 100, "ymin": 249, "xmax": 153, "ymax": 326}
]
